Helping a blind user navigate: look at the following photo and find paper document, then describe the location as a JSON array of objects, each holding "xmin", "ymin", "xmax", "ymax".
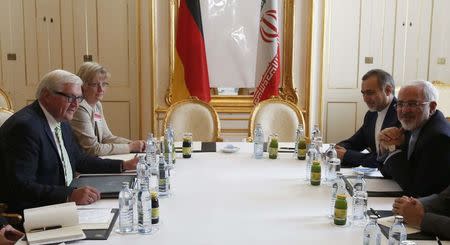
[
  {"xmin": 78, "ymin": 208, "xmax": 114, "ymax": 230},
  {"xmin": 378, "ymin": 216, "xmax": 421, "ymax": 234}
]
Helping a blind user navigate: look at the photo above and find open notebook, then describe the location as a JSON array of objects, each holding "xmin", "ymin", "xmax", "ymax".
[{"xmin": 23, "ymin": 202, "xmax": 85, "ymax": 245}]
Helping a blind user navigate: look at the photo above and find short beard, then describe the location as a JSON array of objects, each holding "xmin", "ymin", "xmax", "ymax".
[{"xmin": 400, "ymin": 110, "xmax": 430, "ymax": 131}]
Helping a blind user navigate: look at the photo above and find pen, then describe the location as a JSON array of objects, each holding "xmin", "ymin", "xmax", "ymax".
[
  {"xmin": 370, "ymin": 208, "xmax": 381, "ymax": 218},
  {"xmin": 29, "ymin": 225, "xmax": 62, "ymax": 233},
  {"xmin": 280, "ymin": 147, "xmax": 295, "ymax": 150},
  {"xmin": 436, "ymin": 236, "xmax": 442, "ymax": 245}
]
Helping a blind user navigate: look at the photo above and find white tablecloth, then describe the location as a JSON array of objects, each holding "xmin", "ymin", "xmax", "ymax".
[{"xmin": 78, "ymin": 142, "xmax": 445, "ymax": 245}]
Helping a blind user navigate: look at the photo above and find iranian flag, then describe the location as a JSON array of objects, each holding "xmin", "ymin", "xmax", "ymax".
[{"xmin": 254, "ymin": 0, "xmax": 281, "ymax": 104}]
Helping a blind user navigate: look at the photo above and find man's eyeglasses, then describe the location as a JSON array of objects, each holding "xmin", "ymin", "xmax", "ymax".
[
  {"xmin": 397, "ymin": 101, "xmax": 430, "ymax": 109},
  {"xmin": 87, "ymin": 82, "xmax": 110, "ymax": 88},
  {"xmin": 53, "ymin": 91, "xmax": 84, "ymax": 104}
]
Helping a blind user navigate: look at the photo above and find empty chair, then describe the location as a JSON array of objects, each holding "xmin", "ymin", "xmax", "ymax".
[
  {"xmin": 163, "ymin": 97, "xmax": 222, "ymax": 142},
  {"xmin": 0, "ymin": 108, "xmax": 13, "ymax": 127},
  {"xmin": 248, "ymin": 96, "xmax": 306, "ymax": 142}
]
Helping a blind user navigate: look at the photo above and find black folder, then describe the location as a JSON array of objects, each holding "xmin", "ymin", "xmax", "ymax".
[
  {"xmin": 83, "ymin": 208, "xmax": 118, "ymax": 240},
  {"xmin": 175, "ymin": 142, "xmax": 217, "ymax": 153},
  {"xmin": 342, "ymin": 175, "xmax": 404, "ymax": 197},
  {"xmin": 375, "ymin": 210, "xmax": 439, "ymax": 241},
  {"xmin": 70, "ymin": 175, "xmax": 135, "ymax": 198}
]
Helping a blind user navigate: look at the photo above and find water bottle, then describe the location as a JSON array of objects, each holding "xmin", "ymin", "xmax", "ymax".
[
  {"xmin": 353, "ymin": 172, "xmax": 367, "ymax": 192},
  {"xmin": 330, "ymin": 172, "xmax": 346, "ymax": 218},
  {"xmin": 352, "ymin": 190, "xmax": 368, "ymax": 226},
  {"xmin": 253, "ymin": 123, "xmax": 264, "ymax": 159},
  {"xmin": 146, "ymin": 133, "xmax": 157, "ymax": 168},
  {"xmin": 137, "ymin": 182, "xmax": 152, "ymax": 234},
  {"xmin": 388, "ymin": 215, "xmax": 407, "ymax": 245},
  {"xmin": 118, "ymin": 182, "xmax": 134, "ymax": 233},
  {"xmin": 136, "ymin": 155, "xmax": 149, "ymax": 187},
  {"xmin": 305, "ymin": 143, "xmax": 319, "ymax": 181},
  {"xmin": 158, "ymin": 153, "xmax": 170, "ymax": 197},
  {"xmin": 325, "ymin": 144, "xmax": 338, "ymax": 181},
  {"xmin": 165, "ymin": 125, "xmax": 176, "ymax": 166},
  {"xmin": 363, "ymin": 215, "xmax": 381, "ymax": 245}
]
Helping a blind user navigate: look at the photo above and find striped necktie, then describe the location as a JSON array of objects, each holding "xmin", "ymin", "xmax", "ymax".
[{"xmin": 54, "ymin": 124, "xmax": 73, "ymax": 186}]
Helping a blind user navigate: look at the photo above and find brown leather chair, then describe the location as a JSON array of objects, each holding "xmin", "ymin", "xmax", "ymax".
[{"xmin": 0, "ymin": 203, "xmax": 23, "ymax": 228}]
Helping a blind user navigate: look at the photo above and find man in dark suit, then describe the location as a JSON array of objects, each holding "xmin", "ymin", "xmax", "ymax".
[
  {"xmin": 0, "ymin": 70, "xmax": 138, "ymax": 213},
  {"xmin": 392, "ymin": 185, "xmax": 450, "ymax": 240},
  {"xmin": 379, "ymin": 81, "xmax": 450, "ymax": 197},
  {"xmin": 337, "ymin": 69, "xmax": 399, "ymax": 168}
]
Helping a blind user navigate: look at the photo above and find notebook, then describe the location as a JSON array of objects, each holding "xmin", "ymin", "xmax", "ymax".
[{"xmin": 23, "ymin": 202, "xmax": 86, "ymax": 245}]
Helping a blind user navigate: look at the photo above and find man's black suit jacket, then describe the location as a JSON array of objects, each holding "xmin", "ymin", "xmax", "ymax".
[
  {"xmin": 0, "ymin": 101, "xmax": 123, "ymax": 212},
  {"xmin": 381, "ymin": 110, "xmax": 450, "ymax": 197},
  {"xmin": 338, "ymin": 98, "xmax": 400, "ymax": 168}
]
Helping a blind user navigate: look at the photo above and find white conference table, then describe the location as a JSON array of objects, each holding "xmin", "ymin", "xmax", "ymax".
[{"xmin": 78, "ymin": 142, "xmax": 445, "ymax": 245}]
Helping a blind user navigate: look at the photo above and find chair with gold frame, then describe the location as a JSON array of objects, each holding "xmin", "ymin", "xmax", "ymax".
[
  {"xmin": 163, "ymin": 97, "xmax": 223, "ymax": 142},
  {"xmin": 0, "ymin": 87, "xmax": 13, "ymax": 110},
  {"xmin": 0, "ymin": 107, "xmax": 14, "ymax": 127},
  {"xmin": 432, "ymin": 81, "xmax": 450, "ymax": 121},
  {"xmin": 248, "ymin": 96, "xmax": 306, "ymax": 142}
]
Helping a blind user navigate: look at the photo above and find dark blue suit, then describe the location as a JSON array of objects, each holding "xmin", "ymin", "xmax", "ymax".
[
  {"xmin": 338, "ymin": 98, "xmax": 400, "ymax": 168},
  {"xmin": 0, "ymin": 101, "xmax": 123, "ymax": 212},
  {"xmin": 381, "ymin": 110, "xmax": 450, "ymax": 197}
]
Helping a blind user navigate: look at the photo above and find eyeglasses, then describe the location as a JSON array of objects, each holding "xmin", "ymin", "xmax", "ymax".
[
  {"xmin": 397, "ymin": 101, "xmax": 430, "ymax": 109},
  {"xmin": 53, "ymin": 91, "xmax": 84, "ymax": 104},
  {"xmin": 87, "ymin": 82, "xmax": 110, "ymax": 88}
]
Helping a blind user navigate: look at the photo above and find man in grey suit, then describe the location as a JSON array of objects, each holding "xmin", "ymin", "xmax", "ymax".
[{"xmin": 393, "ymin": 185, "xmax": 450, "ymax": 240}]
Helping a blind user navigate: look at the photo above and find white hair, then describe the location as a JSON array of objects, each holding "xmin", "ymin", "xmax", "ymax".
[
  {"xmin": 35, "ymin": 70, "xmax": 83, "ymax": 99},
  {"xmin": 403, "ymin": 80, "xmax": 439, "ymax": 102}
]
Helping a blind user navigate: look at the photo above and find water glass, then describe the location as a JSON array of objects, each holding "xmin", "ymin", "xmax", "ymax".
[
  {"xmin": 352, "ymin": 190, "xmax": 368, "ymax": 226},
  {"xmin": 326, "ymin": 158, "xmax": 341, "ymax": 183}
]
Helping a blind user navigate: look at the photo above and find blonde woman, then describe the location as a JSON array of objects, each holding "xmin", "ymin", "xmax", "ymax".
[{"xmin": 71, "ymin": 62, "xmax": 145, "ymax": 156}]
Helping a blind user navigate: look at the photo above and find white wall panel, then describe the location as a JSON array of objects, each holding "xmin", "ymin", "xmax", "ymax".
[
  {"xmin": 97, "ymin": 0, "xmax": 129, "ymax": 86},
  {"xmin": 36, "ymin": 0, "xmax": 62, "ymax": 78},
  {"xmin": 359, "ymin": 0, "xmax": 396, "ymax": 77},
  {"xmin": 73, "ymin": 0, "xmax": 97, "ymax": 70},
  {"xmin": 326, "ymin": 102, "xmax": 357, "ymax": 144},
  {"xmin": 325, "ymin": 0, "xmax": 360, "ymax": 89},
  {"xmin": 60, "ymin": 1, "xmax": 75, "ymax": 72},
  {"xmin": 393, "ymin": 0, "xmax": 432, "ymax": 85},
  {"xmin": 102, "ymin": 101, "xmax": 131, "ymax": 139},
  {"xmin": 429, "ymin": 0, "xmax": 450, "ymax": 83}
]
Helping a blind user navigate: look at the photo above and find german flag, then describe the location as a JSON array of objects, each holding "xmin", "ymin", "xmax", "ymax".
[{"xmin": 172, "ymin": 0, "xmax": 210, "ymax": 103}]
